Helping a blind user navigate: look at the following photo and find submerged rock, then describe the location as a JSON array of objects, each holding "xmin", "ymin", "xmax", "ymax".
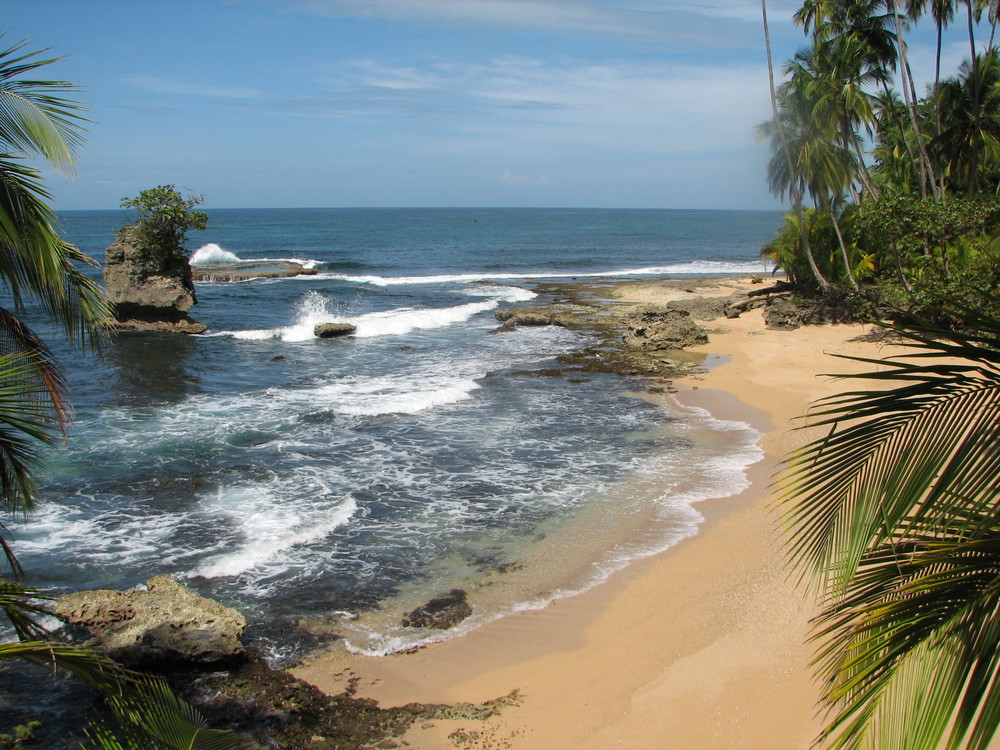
[
  {"xmin": 401, "ymin": 589, "xmax": 472, "ymax": 630},
  {"xmin": 314, "ymin": 322, "xmax": 357, "ymax": 338},
  {"xmin": 53, "ymin": 574, "xmax": 247, "ymax": 668}
]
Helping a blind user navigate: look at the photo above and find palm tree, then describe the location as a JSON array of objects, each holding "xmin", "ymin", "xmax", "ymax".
[
  {"xmin": 763, "ymin": 0, "xmax": 833, "ymax": 292},
  {"xmin": 779, "ymin": 308, "xmax": 1000, "ymax": 748},
  {"xmin": 0, "ymin": 37, "xmax": 249, "ymax": 749},
  {"xmin": 934, "ymin": 49, "xmax": 1000, "ymax": 194},
  {"xmin": 760, "ymin": 44, "xmax": 863, "ymax": 290}
]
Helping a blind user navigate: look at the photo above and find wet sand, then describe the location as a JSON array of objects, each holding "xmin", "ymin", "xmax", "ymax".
[{"xmin": 292, "ymin": 278, "xmax": 905, "ymax": 748}]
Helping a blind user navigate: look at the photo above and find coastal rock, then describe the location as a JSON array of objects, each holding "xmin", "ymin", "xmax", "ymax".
[
  {"xmin": 401, "ymin": 589, "xmax": 472, "ymax": 630},
  {"xmin": 191, "ymin": 261, "xmax": 319, "ymax": 282},
  {"xmin": 762, "ymin": 295, "xmax": 863, "ymax": 330},
  {"xmin": 103, "ymin": 230, "xmax": 206, "ymax": 334},
  {"xmin": 314, "ymin": 322, "xmax": 357, "ymax": 338},
  {"xmin": 492, "ymin": 305, "xmax": 594, "ymax": 332},
  {"xmin": 53, "ymin": 574, "xmax": 247, "ymax": 668},
  {"xmin": 622, "ymin": 308, "xmax": 709, "ymax": 350}
]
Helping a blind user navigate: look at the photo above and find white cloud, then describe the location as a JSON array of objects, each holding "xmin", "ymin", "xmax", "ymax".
[{"xmin": 313, "ymin": 55, "xmax": 771, "ymax": 155}]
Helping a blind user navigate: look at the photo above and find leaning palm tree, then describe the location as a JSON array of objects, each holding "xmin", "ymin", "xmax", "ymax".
[
  {"xmin": 763, "ymin": 0, "xmax": 832, "ymax": 293},
  {"xmin": 779, "ymin": 308, "xmax": 1000, "ymax": 749},
  {"xmin": 0, "ymin": 37, "xmax": 250, "ymax": 749}
]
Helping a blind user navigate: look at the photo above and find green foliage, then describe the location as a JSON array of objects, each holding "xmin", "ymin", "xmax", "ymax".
[
  {"xmin": 763, "ymin": 208, "xmax": 872, "ymax": 293},
  {"xmin": 779, "ymin": 309, "xmax": 1000, "ymax": 749},
  {"xmin": 119, "ymin": 185, "xmax": 208, "ymax": 264},
  {"xmin": 0, "ymin": 721, "xmax": 41, "ymax": 747}
]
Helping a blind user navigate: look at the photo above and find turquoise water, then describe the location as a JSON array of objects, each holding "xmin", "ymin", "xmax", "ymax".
[{"xmin": 6, "ymin": 207, "xmax": 776, "ymax": 660}]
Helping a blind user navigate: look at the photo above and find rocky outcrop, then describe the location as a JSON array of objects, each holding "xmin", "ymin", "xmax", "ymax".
[
  {"xmin": 191, "ymin": 261, "xmax": 319, "ymax": 282},
  {"xmin": 401, "ymin": 589, "xmax": 472, "ymax": 630},
  {"xmin": 103, "ymin": 230, "xmax": 206, "ymax": 334},
  {"xmin": 314, "ymin": 323, "xmax": 357, "ymax": 338},
  {"xmin": 53, "ymin": 574, "xmax": 247, "ymax": 668},
  {"xmin": 492, "ymin": 305, "xmax": 595, "ymax": 332},
  {"xmin": 622, "ymin": 308, "xmax": 709, "ymax": 350}
]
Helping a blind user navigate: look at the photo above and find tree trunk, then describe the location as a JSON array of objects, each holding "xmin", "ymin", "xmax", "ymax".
[
  {"xmin": 822, "ymin": 193, "xmax": 860, "ymax": 290},
  {"xmin": 967, "ymin": 1, "xmax": 982, "ymax": 195},
  {"xmin": 762, "ymin": 0, "xmax": 830, "ymax": 292},
  {"xmin": 893, "ymin": 0, "xmax": 939, "ymax": 200}
]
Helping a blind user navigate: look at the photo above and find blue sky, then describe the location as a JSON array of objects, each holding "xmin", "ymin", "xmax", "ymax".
[{"xmin": 4, "ymin": 0, "xmax": 982, "ymax": 211}]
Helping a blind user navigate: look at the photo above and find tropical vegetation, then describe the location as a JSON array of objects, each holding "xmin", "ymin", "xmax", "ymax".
[
  {"xmin": 761, "ymin": 1, "xmax": 1000, "ymax": 748},
  {"xmin": 119, "ymin": 185, "xmax": 208, "ymax": 263},
  {"xmin": 0, "ymin": 36, "xmax": 248, "ymax": 748},
  {"xmin": 760, "ymin": 0, "xmax": 1000, "ymax": 316}
]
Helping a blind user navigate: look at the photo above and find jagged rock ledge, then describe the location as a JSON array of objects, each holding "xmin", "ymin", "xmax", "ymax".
[
  {"xmin": 191, "ymin": 261, "xmax": 318, "ymax": 282},
  {"xmin": 54, "ymin": 574, "xmax": 247, "ymax": 669}
]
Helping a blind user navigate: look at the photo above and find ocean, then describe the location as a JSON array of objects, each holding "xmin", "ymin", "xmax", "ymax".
[{"xmin": 8, "ymin": 207, "xmax": 778, "ymax": 662}]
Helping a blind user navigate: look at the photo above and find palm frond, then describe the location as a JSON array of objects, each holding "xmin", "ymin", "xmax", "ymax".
[
  {"xmin": 0, "ymin": 155, "xmax": 111, "ymax": 348},
  {"xmin": 0, "ymin": 576, "xmax": 54, "ymax": 640},
  {"xmin": 0, "ymin": 37, "xmax": 87, "ymax": 172},
  {"xmin": 779, "ymin": 309, "xmax": 1000, "ymax": 749},
  {"xmin": 1, "ymin": 641, "xmax": 253, "ymax": 749}
]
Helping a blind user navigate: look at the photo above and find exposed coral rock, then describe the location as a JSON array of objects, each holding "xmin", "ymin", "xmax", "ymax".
[
  {"xmin": 54, "ymin": 574, "xmax": 247, "ymax": 668},
  {"xmin": 621, "ymin": 308, "xmax": 709, "ymax": 350}
]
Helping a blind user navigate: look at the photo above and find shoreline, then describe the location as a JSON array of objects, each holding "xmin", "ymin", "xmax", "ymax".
[{"xmin": 291, "ymin": 277, "xmax": 903, "ymax": 748}]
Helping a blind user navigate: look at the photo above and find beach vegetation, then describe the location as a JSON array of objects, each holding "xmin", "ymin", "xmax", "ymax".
[
  {"xmin": 778, "ymin": 307, "xmax": 1000, "ymax": 749},
  {"xmin": 118, "ymin": 185, "xmax": 208, "ymax": 264},
  {"xmin": 759, "ymin": 0, "xmax": 1000, "ymax": 321},
  {"xmin": 0, "ymin": 36, "xmax": 248, "ymax": 749},
  {"xmin": 765, "ymin": 2, "xmax": 1000, "ymax": 747}
]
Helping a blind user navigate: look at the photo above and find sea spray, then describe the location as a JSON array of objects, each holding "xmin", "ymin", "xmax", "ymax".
[{"xmin": 191, "ymin": 243, "xmax": 242, "ymax": 265}]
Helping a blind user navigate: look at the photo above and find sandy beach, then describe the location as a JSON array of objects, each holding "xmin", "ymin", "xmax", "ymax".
[{"xmin": 292, "ymin": 278, "xmax": 905, "ymax": 749}]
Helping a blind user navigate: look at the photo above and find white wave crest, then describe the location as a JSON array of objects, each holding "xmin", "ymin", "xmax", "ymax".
[
  {"xmin": 335, "ymin": 377, "xmax": 481, "ymax": 416},
  {"xmin": 191, "ymin": 489, "xmax": 357, "ymax": 579},
  {"xmin": 220, "ymin": 292, "xmax": 502, "ymax": 342},
  {"xmin": 191, "ymin": 243, "xmax": 242, "ymax": 265},
  {"xmin": 322, "ymin": 261, "xmax": 772, "ymax": 287},
  {"xmin": 350, "ymin": 299, "xmax": 497, "ymax": 338}
]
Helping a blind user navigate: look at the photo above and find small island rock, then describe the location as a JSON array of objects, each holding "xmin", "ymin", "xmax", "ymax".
[
  {"xmin": 53, "ymin": 574, "xmax": 247, "ymax": 668},
  {"xmin": 103, "ymin": 231, "xmax": 207, "ymax": 334}
]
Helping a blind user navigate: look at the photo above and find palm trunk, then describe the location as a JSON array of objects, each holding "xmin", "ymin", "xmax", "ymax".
[
  {"xmin": 762, "ymin": 0, "xmax": 830, "ymax": 292},
  {"xmin": 893, "ymin": 0, "xmax": 939, "ymax": 200},
  {"xmin": 822, "ymin": 193, "xmax": 860, "ymax": 291},
  {"xmin": 967, "ymin": 1, "xmax": 982, "ymax": 195}
]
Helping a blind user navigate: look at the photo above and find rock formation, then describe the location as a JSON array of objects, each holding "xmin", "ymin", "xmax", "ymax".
[
  {"xmin": 190, "ymin": 260, "xmax": 319, "ymax": 282},
  {"xmin": 103, "ymin": 229, "xmax": 207, "ymax": 334},
  {"xmin": 621, "ymin": 308, "xmax": 709, "ymax": 350},
  {"xmin": 314, "ymin": 322, "xmax": 357, "ymax": 338},
  {"xmin": 53, "ymin": 574, "xmax": 247, "ymax": 668},
  {"xmin": 401, "ymin": 589, "xmax": 472, "ymax": 630}
]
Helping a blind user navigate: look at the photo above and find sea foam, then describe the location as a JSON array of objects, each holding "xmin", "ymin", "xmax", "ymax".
[{"xmin": 220, "ymin": 288, "xmax": 513, "ymax": 342}]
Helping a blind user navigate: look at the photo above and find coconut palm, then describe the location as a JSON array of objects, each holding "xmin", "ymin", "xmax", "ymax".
[
  {"xmin": 934, "ymin": 49, "xmax": 1000, "ymax": 194},
  {"xmin": 764, "ymin": 0, "xmax": 833, "ymax": 293},
  {"xmin": 779, "ymin": 308, "xmax": 1000, "ymax": 748}
]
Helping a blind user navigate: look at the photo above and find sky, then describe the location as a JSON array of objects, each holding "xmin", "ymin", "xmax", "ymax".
[{"xmin": 2, "ymin": 0, "xmax": 984, "ymax": 211}]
